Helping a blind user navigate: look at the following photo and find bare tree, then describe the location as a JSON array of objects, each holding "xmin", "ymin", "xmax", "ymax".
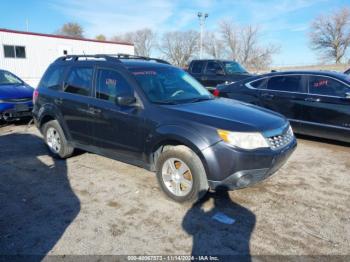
[
  {"xmin": 204, "ymin": 32, "xmax": 226, "ymax": 59},
  {"xmin": 309, "ymin": 7, "xmax": 350, "ymax": 64},
  {"xmin": 95, "ymin": 34, "xmax": 106, "ymax": 41},
  {"xmin": 159, "ymin": 30, "xmax": 199, "ymax": 67},
  {"xmin": 57, "ymin": 22, "xmax": 84, "ymax": 38},
  {"xmin": 111, "ymin": 29, "xmax": 155, "ymax": 56},
  {"xmin": 219, "ymin": 20, "xmax": 240, "ymax": 60},
  {"xmin": 218, "ymin": 20, "xmax": 279, "ymax": 70}
]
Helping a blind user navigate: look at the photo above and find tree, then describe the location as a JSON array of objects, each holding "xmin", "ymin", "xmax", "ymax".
[
  {"xmin": 309, "ymin": 7, "xmax": 350, "ymax": 64},
  {"xmin": 57, "ymin": 22, "xmax": 84, "ymax": 38},
  {"xmin": 219, "ymin": 20, "xmax": 240, "ymax": 60},
  {"xmin": 95, "ymin": 34, "xmax": 106, "ymax": 41},
  {"xmin": 111, "ymin": 28, "xmax": 155, "ymax": 56},
  {"xmin": 218, "ymin": 20, "xmax": 279, "ymax": 70},
  {"xmin": 204, "ymin": 32, "xmax": 226, "ymax": 59},
  {"xmin": 158, "ymin": 30, "xmax": 199, "ymax": 67}
]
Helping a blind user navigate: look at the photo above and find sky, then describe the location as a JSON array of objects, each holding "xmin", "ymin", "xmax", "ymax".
[{"xmin": 0, "ymin": 0, "xmax": 349, "ymax": 66}]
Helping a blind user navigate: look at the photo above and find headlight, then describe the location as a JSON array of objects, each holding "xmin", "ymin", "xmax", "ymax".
[{"xmin": 217, "ymin": 129, "xmax": 269, "ymax": 150}]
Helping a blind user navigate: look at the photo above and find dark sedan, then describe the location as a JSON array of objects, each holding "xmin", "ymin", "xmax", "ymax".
[
  {"xmin": 0, "ymin": 69, "xmax": 34, "ymax": 122},
  {"xmin": 215, "ymin": 71, "xmax": 350, "ymax": 143}
]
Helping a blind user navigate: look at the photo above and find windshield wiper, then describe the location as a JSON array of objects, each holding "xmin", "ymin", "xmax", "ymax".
[{"xmin": 184, "ymin": 97, "xmax": 214, "ymax": 103}]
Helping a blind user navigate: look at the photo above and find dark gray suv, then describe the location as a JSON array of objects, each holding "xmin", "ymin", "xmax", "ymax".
[{"xmin": 33, "ymin": 54, "xmax": 296, "ymax": 202}]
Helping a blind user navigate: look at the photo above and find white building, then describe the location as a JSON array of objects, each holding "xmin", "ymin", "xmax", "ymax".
[{"xmin": 0, "ymin": 28, "xmax": 134, "ymax": 87}]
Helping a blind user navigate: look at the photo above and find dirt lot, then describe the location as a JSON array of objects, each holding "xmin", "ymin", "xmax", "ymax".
[{"xmin": 0, "ymin": 123, "xmax": 349, "ymax": 258}]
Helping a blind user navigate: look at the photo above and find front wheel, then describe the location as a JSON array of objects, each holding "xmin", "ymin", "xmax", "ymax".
[{"xmin": 156, "ymin": 145, "xmax": 209, "ymax": 203}]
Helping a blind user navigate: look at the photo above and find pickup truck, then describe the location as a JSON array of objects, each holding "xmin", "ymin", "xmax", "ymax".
[{"xmin": 187, "ymin": 59, "xmax": 252, "ymax": 90}]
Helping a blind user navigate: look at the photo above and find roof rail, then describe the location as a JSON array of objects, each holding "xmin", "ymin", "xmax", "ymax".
[
  {"xmin": 98, "ymin": 53, "xmax": 171, "ymax": 65},
  {"xmin": 54, "ymin": 53, "xmax": 170, "ymax": 65},
  {"xmin": 54, "ymin": 54, "xmax": 122, "ymax": 63}
]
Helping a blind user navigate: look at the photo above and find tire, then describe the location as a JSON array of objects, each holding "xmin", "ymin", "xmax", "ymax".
[
  {"xmin": 42, "ymin": 120, "xmax": 74, "ymax": 159},
  {"xmin": 156, "ymin": 145, "xmax": 209, "ymax": 203}
]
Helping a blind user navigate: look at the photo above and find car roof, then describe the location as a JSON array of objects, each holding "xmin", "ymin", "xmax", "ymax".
[
  {"xmin": 191, "ymin": 59, "xmax": 237, "ymax": 63},
  {"xmin": 52, "ymin": 56, "xmax": 174, "ymax": 70},
  {"xmin": 120, "ymin": 59, "xmax": 174, "ymax": 70},
  {"xmin": 247, "ymin": 70, "xmax": 350, "ymax": 83}
]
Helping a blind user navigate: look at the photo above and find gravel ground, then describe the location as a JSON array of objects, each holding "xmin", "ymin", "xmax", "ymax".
[{"xmin": 0, "ymin": 124, "xmax": 349, "ymax": 259}]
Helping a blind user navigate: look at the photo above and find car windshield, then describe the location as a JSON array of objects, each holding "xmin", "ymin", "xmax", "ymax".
[
  {"xmin": 131, "ymin": 67, "xmax": 213, "ymax": 104},
  {"xmin": 223, "ymin": 61, "xmax": 248, "ymax": 74},
  {"xmin": 0, "ymin": 70, "xmax": 23, "ymax": 85}
]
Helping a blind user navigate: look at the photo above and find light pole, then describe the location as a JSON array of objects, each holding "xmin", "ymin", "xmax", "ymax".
[{"xmin": 198, "ymin": 12, "xmax": 208, "ymax": 59}]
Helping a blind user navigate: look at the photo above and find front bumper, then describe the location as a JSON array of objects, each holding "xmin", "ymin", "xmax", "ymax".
[
  {"xmin": 203, "ymin": 138, "xmax": 297, "ymax": 190},
  {"xmin": 0, "ymin": 102, "xmax": 33, "ymax": 121}
]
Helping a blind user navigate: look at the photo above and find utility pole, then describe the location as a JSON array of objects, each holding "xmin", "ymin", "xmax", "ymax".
[{"xmin": 197, "ymin": 12, "xmax": 208, "ymax": 59}]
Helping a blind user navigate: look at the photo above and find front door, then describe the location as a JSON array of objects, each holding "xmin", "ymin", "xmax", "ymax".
[
  {"xmin": 203, "ymin": 61, "xmax": 226, "ymax": 88},
  {"xmin": 89, "ymin": 67, "xmax": 145, "ymax": 160},
  {"xmin": 260, "ymin": 75, "xmax": 308, "ymax": 128}
]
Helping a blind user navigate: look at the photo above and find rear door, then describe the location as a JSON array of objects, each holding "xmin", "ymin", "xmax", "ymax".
[
  {"xmin": 260, "ymin": 75, "xmax": 308, "ymax": 125},
  {"xmin": 60, "ymin": 66, "xmax": 95, "ymax": 146},
  {"xmin": 89, "ymin": 67, "xmax": 145, "ymax": 160},
  {"xmin": 303, "ymin": 75, "xmax": 350, "ymax": 130}
]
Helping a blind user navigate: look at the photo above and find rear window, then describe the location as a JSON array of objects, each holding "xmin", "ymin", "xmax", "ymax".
[
  {"xmin": 267, "ymin": 75, "xmax": 303, "ymax": 92},
  {"xmin": 250, "ymin": 78, "xmax": 267, "ymax": 89},
  {"xmin": 191, "ymin": 61, "xmax": 205, "ymax": 74},
  {"xmin": 64, "ymin": 67, "xmax": 93, "ymax": 96},
  {"xmin": 40, "ymin": 66, "xmax": 65, "ymax": 90}
]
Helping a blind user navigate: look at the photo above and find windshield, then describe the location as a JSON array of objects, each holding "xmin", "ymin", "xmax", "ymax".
[
  {"xmin": 131, "ymin": 67, "xmax": 213, "ymax": 104},
  {"xmin": 0, "ymin": 70, "xmax": 23, "ymax": 85},
  {"xmin": 223, "ymin": 61, "xmax": 248, "ymax": 75}
]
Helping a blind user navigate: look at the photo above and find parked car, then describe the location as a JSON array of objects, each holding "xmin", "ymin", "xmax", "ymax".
[
  {"xmin": 33, "ymin": 54, "xmax": 296, "ymax": 202},
  {"xmin": 0, "ymin": 69, "xmax": 34, "ymax": 122},
  {"xmin": 215, "ymin": 71, "xmax": 350, "ymax": 143},
  {"xmin": 187, "ymin": 59, "xmax": 252, "ymax": 90},
  {"xmin": 344, "ymin": 68, "xmax": 350, "ymax": 75}
]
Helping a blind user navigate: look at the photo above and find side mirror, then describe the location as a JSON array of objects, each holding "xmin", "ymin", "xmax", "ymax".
[{"xmin": 116, "ymin": 96, "xmax": 137, "ymax": 106}]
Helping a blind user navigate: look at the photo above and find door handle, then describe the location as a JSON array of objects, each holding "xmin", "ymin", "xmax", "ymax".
[
  {"xmin": 261, "ymin": 93, "xmax": 274, "ymax": 99},
  {"xmin": 305, "ymin": 97, "xmax": 320, "ymax": 102},
  {"xmin": 54, "ymin": 98, "xmax": 63, "ymax": 105},
  {"xmin": 88, "ymin": 107, "xmax": 101, "ymax": 114}
]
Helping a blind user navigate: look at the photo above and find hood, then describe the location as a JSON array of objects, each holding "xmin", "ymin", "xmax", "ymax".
[
  {"xmin": 163, "ymin": 98, "xmax": 287, "ymax": 133},
  {"xmin": 0, "ymin": 84, "xmax": 34, "ymax": 99}
]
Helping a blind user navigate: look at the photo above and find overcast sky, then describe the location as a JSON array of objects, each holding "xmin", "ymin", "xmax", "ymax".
[{"xmin": 0, "ymin": 0, "xmax": 349, "ymax": 66}]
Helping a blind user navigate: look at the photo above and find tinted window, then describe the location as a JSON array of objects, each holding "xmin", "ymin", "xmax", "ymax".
[
  {"xmin": 191, "ymin": 61, "xmax": 205, "ymax": 74},
  {"xmin": 250, "ymin": 78, "xmax": 267, "ymax": 89},
  {"xmin": 3, "ymin": 45, "xmax": 15, "ymax": 58},
  {"xmin": 309, "ymin": 76, "xmax": 350, "ymax": 97},
  {"xmin": 15, "ymin": 46, "xmax": 26, "ymax": 58},
  {"xmin": 205, "ymin": 61, "xmax": 223, "ymax": 74},
  {"xmin": 64, "ymin": 67, "xmax": 93, "ymax": 96},
  {"xmin": 40, "ymin": 66, "xmax": 65, "ymax": 90},
  {"xmin": 267, "ymin": 76, "xmax": 303, "ymax": 92},
  {"xmin": 96, "ymin": 69, "xmax": 132, "ymax": 102}
]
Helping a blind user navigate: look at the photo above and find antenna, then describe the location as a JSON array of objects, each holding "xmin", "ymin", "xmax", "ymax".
[{"xmin": 82, "ymin": 51, "xmax": 87, "ymax": 61}]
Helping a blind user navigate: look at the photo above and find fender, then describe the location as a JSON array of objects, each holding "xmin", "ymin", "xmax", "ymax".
[
  {"xmin": 145, "ymin": 124, "xmax": 220, "ymax": 173},
  {"xmin": 147, "ymin": 124, "xmax": 213, "ymax": 153},
  {"xmin": 36, "ymin": 103, "xmax": 72, "ymax": 141}
]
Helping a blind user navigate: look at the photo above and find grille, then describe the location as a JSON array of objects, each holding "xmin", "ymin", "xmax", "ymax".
[
  {"xmin": 267, "ymin": 126, "xmax": 294, "ymax": 150},
  {"xmin": 1, "ymin": 97, "xmax": 32, "ymax": 103}
]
